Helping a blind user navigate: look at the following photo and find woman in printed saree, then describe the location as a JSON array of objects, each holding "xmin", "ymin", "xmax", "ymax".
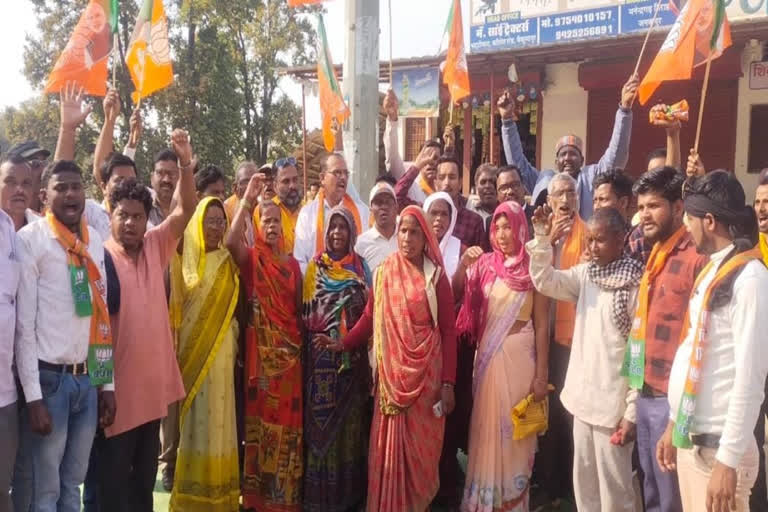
[
  {"xmin": 225, "ymin": 173, "xmax": 304, "ymax": 512},
  {"xmin": 452, "ymin": 201, "xmax": 550, "ymax": 512},
  {"xmin": 302, "ymin": 205, "xmax": 371, "ymax": 512},
  {"xmin": 169, "ymin": 197, "xmax": 240, "ymax": 512},
  {"xmin": 316, "ymin": 205, "xmax": 459, "ymax": 512}
]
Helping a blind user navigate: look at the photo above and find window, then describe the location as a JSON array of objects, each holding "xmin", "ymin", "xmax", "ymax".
[
  {"xmin": 748, "ymin": 105, "xmax": 768, "ymax": 174},
  {"xmin": 405, "ymin": 118, "xmax": 426, "ymax": 162}
]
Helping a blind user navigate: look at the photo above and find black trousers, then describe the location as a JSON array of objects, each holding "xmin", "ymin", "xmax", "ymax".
[{"xmin": 96, "ymin": 419, "xmax": 161, "ymax": 512}]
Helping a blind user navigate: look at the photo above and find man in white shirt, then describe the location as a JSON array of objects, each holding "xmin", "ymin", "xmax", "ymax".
[
  {"xmin": 0, "ymin": 208, "xmax": 19, "ymax": 512},
  {"xmin": 355, "ymin": 176, "xmax": 398, "ymax": 273},
  {"xmin": 658, "ymin": 170, "xmax": 768, "ymax": 512},
  {"xmin": 293, "ymin": 153, "xmax": 369, "ymax": 274},
  {"xmin": 528, "ymin": 205, "xmax": 643, "ymax": 511},
  {"xmin": 14, "ymin": 160, "xmax": 116, "ymax": 512}
]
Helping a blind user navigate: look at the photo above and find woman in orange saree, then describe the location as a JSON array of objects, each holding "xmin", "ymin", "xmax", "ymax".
[
  {"xmin": 316, "ymin": 205, "xmax": 458, "ymax": 512},
  {"xmin": 226, "ymin": 174, "xmax": 304, "ymax": 512}
]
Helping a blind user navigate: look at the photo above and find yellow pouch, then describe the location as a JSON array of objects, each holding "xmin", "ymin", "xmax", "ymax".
[{"xmin": 510, "ymin": 385, "xmax": 555, "ymax": 441}]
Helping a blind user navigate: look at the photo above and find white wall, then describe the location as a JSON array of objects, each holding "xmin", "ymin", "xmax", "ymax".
[
  {"xmin": 540, "ymin": 62, "xmax": 589, "ymax": 168},
  {"xmin": 734, "ymin": 41, "xmax": 768, "ymax": 202}
]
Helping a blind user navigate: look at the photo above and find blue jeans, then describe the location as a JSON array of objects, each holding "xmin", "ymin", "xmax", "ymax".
[
  {"xmin": 636, "ymin": 395, "xmax": 682, "ymax": 512},
  {"xmin": 17, "ymin": 370, "xmax": 97, "ymax": 512}
]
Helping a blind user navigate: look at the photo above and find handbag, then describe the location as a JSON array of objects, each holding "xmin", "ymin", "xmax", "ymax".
[{"xmin": 510, "ymin": 384, "xmax": 555, "ymax": 441}]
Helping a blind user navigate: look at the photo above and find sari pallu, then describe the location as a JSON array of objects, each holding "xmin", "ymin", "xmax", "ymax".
[
  {"xmin": 169, "ymin": 197, "xmax": 241, "ymax": 512},
  {"xmin": 302, "ymin": 249, "xmax": 371, "ymax": 512},
  {"xmin": 242, "ymin": 238, "xmax": 303, "ymax": 511},
  {"xmin": 367, "ymin": 205, "xmax": 449, "ymax": 512}
]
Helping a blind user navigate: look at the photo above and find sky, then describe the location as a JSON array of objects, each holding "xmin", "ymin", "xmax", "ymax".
[{"xmin": 0, "ymin": 0, "xmax": 472, "ymax": 129}]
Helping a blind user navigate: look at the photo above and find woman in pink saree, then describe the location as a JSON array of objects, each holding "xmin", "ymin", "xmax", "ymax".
[
  {"xmin": 453, "ymin": 201, "xmax": 550, "ymax": 512},
  {"xmin": 316, "ymin": 205, "xmax": 458, "ymax": 511}
]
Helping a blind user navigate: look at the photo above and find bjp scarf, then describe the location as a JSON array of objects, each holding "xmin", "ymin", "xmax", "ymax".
[
  {"xmin": 47, "ymin": 212, "xmax": 113, "ymax": 385},
  {"xmin": 554, "ymin": 214, "xmax": 587, "ymax": 346},
  {"xmin": 376, "ymin": 205, "xmax": 445, "ymax": 415},
  {"xmin": 621, "ymin": 225, "xmax": 688, "ymax": 389},
  {"xmin": 759, "ymin": 233, "xmax": 768, "ymax": 266},
  {"xmin": 671, "ymin": 248, "xmax": 759, "ymax": 448},
  {"xmin": 418, "ymin": 173, "xmax": 435, "ymax": 197},
  {"xmin": 314, "ymin": 188, "xmax": 362, "ymax": 255}
]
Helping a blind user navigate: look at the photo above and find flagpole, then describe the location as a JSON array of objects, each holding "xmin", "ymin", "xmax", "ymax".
[
  {"xmin": 693, "ymin": 54, "xmax": 713, "ymax": 154},
  {"xmin": 111, "ymin": 33, "xmax": 119, "ymax": 88},
  {"xmin": 634, "ymin": 0, "xmax": 664, "ymax": 77},
  {"xmin": 301, "ymin": 82, "xmax": 308, "ymax": 198},
  {"xmin": 388, "ymin": 0, "xmax": 393, "ymax": 87}
]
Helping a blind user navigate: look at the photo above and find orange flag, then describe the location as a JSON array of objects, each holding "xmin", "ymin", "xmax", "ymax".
[
  {"xmin": 287, "ymin": 0, "xmax": 325, "ymax": 5},
  {"xmin": 441, "ymin": 0, "xmax": 471, "ymax": 105},
  {"xmin": 638, "ymin": 0, "xmax": 731, "ymax": 105},
  {"xmin": 45, "ymin": 0, "xmax": 117, "ymax": 96},
  {"xmin": 125, "ymin": 0, "xmax": 173, "ymax": 103},
  {"xmin": 316, "ymin": 14, "xmax": 349, "ymax": 152}
]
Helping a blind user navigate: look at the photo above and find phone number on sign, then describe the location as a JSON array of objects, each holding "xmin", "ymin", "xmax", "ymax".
[
  {"xmin": 553, "ymin": 10, "xmax": 613, "ymax": 27},
  {"xmin": 555, "ymin": 24, "xmax": 613, "ymax": 40}
]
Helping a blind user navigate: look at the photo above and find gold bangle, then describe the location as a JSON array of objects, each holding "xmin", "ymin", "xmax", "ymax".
[{"xmin": 240, "ymin": 199, "xmax": 254, "ymax": 211}]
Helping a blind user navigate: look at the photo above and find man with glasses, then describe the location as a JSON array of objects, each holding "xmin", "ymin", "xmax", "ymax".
[
  {"xmin": 149, "ymin": 150, "xmax": 180, "ymax": 226},
  {"xmin": 497, "ymin": 164, "xmax": 534, "ymax": 236},
  {"xmin": 293, "ymin": 152, "xmax": 368, "ymax": 274},
  {"xmin": 6, "ymin": 141, "xmax": 50, "ymax": 213}
]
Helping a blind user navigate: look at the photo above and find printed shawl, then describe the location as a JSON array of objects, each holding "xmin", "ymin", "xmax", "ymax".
[{"xmin": 587, "ymin": 257, "xmax": 643, "ymax": 337}]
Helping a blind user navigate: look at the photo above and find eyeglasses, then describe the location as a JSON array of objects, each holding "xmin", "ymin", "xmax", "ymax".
[
  {"xmin": 28, "ymin": 159, "xmax": 47, "ymax": 170},
  {"xmin": 204, "ymin": 218, "xmax": 227, "ymax": 229},
  {"xmin": 275, "ymin": 157, "xmax": 296, "ymax": 169}
]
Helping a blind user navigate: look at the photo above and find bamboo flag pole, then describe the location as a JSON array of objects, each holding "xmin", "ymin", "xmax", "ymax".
[
  {"xmin": 634, "ymin": 0, "xmax": 664, "ymax": 77},
  {"xmin": 693, "ymin": 54, "xmax": 713, "ymax": 154},
  {"xmin": 111, "ymin": 33, "xmax": 119, "ymax": 88},
  {"xmin": 301, "ymin": 82, "xmax": 308, "ymax": 197},
  {"xmin": 388, "ymin": 0, "xmax": 394, "ymax": 87}
]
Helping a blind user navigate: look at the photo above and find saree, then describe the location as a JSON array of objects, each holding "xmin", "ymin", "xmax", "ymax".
[
  {"xmin": 169, "ymin": 198, "xmax": 241, "ymax": 512},
  {"xmin": 242, "ymin": 233, "xmax": 303, "ymax": 510},
  {"xmin": 366, "ymin": 205, "xmax": 448, "ymax": 512},
  {"xmin": 302, "ymin": 206, "xmax": 371, "ymax": 512},
  {"xmin": 458, "ymin": 202, "xmax": 537, "ymax": 512}
]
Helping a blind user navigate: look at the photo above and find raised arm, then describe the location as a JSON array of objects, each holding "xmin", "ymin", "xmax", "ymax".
[
  {"xmin": 124, "ymin": 107, "xmax": 143, "ymax": 160},
  {"xmin": 592, "ymin": 74, "xmax": 637, "ymax": 177},
  {"xmin": 165, "ymin": 129, "xmax": 197, "ymax": 238},
  {"xmin": 498, "ymin": 91, "xmax": 538, "ymax": 194},
  {"xmin": 226, "ymin": 173, "xmax": 264, "ymax": 268},
  {"xmin": 93, "ymin": 89, "xmax": 121, "ymax": 185},
  {"xmin": 649, "ymin": 103, "xmax": 682, "ymax": 171},
  {"xmin": 383, "ymin": 89, "xmax": 406, "ymax": 179},
  {"xmin": 54, "ymin": 82, "xmax": 93, "ymax": 161}
]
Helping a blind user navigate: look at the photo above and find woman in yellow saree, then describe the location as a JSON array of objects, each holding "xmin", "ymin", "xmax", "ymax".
[{"xmin": 169, "ymin": 197, "xmax": 241, "ymax": 512}]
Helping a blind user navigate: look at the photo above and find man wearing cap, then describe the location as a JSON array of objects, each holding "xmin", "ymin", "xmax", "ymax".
[
  {"xmin": 355, "ymin": 175, "xmax": 398, "ymax": 273},
  {"xmin": 6, "ymin": 141, "xmax": 50, "ymax": 213},
  {"xmin": 499, "ymin": 74, "xmax": 639, "ymax": 220}
]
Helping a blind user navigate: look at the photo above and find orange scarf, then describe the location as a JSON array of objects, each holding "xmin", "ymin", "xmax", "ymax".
[
  {"xmin": 223, "ymin": 194, "xmax": 238, "ymax": 222},
  {"xmin": 554, "ymin": 215, "xmax": 586, "ymax": 346},
  {"xmin": 314, "ymin": 188, "xmax": 362, "ymax": 255},
  {"xmin": 418, "ymin": 173, "xmax": 435, "ymax": 197},
  {"xmin": 622, "ymin": 225, "xmax": 688, "ymax": 388},
  {"xmin": 46, "ymin": 212, "xmax": 113, "ymax": 384},
  {"xmin": 759, "ymin": 233, "xmax": 768, "ymax": 267}
]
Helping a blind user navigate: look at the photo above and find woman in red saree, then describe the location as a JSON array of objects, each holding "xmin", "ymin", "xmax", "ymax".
[
  {"xmin": 316, "ymin": 205, "xmax": 458, "ymax": 512},
  {"xmin": 225, "ymin": 174, "xmax": 304, "ymax": 512}
]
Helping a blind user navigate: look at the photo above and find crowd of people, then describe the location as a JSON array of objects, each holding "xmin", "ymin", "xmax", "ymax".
[{"xmin": 0, "ymin": 71, "xmax": 767, "ymax": 512}]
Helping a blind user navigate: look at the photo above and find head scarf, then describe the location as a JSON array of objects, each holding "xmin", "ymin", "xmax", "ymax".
[
  {"xmin": 180, "ymin": 196, "xmax": 228, "ymax": 291},
  {"xmin": 423, "ymin": 192, "xmax": 458, "ymax": 253},
  {"xmin": 457, "ymin": 201, "xmax": 533, "ymax": 342},
  {"xmin": 555, "ymin": 134, "xmax": 584, "ymax": 157},
  {"xmin": 398, "ymin": 205, "xmax": 445, "ymax": 269}
]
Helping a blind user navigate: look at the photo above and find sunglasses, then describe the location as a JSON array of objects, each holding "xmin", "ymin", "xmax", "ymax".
[
  {"xmin": 275, "ymin": 157, "xmax": 296, "ymax": 169},
  {"xmin": 28, "ymin": 159, "xmax": 47, "ymax": 170}
]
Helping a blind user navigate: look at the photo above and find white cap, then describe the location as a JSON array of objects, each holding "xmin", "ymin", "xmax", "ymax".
[{"xmin": 368, "ymin": 181, "xmax": 397, "ymax": 205}]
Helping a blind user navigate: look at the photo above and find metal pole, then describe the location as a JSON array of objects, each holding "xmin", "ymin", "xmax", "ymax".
[
  {"xmin": 489, "ymin": 71, "xmax": 495, "ymax": 165},
  {"xmin": 342, "ymin": 0, "xmax": 380, "ymax": 198}
]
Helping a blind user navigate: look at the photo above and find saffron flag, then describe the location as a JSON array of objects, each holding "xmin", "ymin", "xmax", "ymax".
[
  {"xmin": 125, "ymin": 0, "xmax": 173, "ymax": 103},
  {"xmin": 45, "ymin": 0, "xmax": 119, "ymax": 96},
  {"xmin": 287, "ymin": 0, "xmax": 325, "ymax": 6},
  {"xmin": 441, "ymin": 0, "xmax": 471, "ymax": 105},
  {"xmin": 316, "ymin": 13, "xmax": 349, "ymax": 152},
  {"xmin": 638, "ymin": 0, "xmax": 731, "ymax": 105}
]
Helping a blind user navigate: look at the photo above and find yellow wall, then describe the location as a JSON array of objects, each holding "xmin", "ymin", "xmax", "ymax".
[
  {"xmin": 734, "ymin": 40, "xmax": 767, "ymax": 202},
  {"xmin": 540, "ymin": 62, "xmax": 589, "ymax": 168}
]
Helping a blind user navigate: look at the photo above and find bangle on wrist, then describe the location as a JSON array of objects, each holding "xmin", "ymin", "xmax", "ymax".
[
  {"xmin": 442, "ymin": 382, "xmax": 454, "ymax": 388},
  {"xmin": 240, "ymin": 198, "xmax": 254, "ymax": 212}
]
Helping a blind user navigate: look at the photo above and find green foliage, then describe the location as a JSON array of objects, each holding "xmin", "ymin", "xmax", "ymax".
[{"xmin": 3, "ymin": 0, "xmax": 317, "ymax": 184}]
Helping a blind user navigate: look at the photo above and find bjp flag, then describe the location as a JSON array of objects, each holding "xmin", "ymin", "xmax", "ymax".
[
  {"xmin": 287, "ymin": 0, "xmax": 325, "ymax": 6},
  {"xmin": 638, "ymin": 0, "xmax": 731, "ymax": 105},
  {"xmin": 316, "ymin": 13, "xmax": 349, "ymax": 152},
  {"xmin": 441, "ymin": 0, "xmax": 471, "ymax": 105},
  {"xmin": 125, "ymin": 0, "xmax": 173, "ymax": 103},
  {"xmin": 45, "ymin": 0, "xmax": 118, "ymax": 96}
]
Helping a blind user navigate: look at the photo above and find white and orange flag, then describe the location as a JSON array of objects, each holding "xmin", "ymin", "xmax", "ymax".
[
  {"xmin": 441, "ymin": 0, "xmax": 471, "ymax": 105},
  {"xmin": 638, "ymin": 0, "xmax": 731, "ymax": 105},
  {"xmin": 316, "ymin": 13, "xmax": 349, "ymax": 152},
  {"xmin": 287, "ymin": 0, "xmax": 325, "ymax": 5},
  {"xmin": 125, "ymin": 0, "xmax": 173, "ymax": 103}
]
